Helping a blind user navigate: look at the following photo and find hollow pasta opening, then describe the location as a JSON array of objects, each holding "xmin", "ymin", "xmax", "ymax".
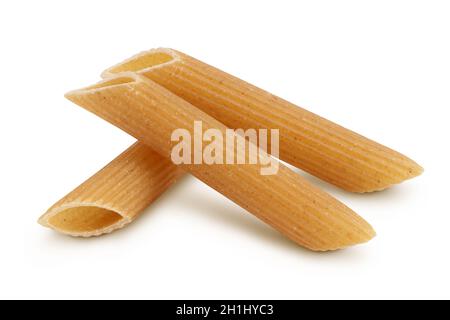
[
  {"xmin": 108, "ymin": 51, "xmax": 174, "ymax": 74},
  {"xmin": 47, "ymin": 206, "xmax": 124, "ymax": 234},
  {"xmin": 88, "ymin": 76, "xmax": 136, "ymax": 90}
]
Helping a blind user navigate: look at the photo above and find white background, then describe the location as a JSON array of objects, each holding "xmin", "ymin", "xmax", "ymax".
[{"xmin": 0, "ymin": 0, "xmax": 448, "ymax": 300}]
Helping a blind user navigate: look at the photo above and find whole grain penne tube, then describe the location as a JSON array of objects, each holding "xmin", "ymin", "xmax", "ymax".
[
  {"xmin": 65, "ymin": 73, "xmax": 375, "ymax": 251},
  {"xmin": 39, "ymin": 142, "xmax": 183, "ymax": 237},
  {"xmin": 102, "ymin": 48, "xmax": 423, "ymax": 192}
]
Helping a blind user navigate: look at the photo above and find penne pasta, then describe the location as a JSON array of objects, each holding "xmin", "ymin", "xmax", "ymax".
[
  {"xmin": 65, "ymin": 73, "xmax": 376, "ymax": 251},
  {"xmin": 102, "ymin": 48, "xmax": 423, "ymax": 192},
  {"xmin": 39, "ymin": 142, "xmax": 183, "ymax": 237}
]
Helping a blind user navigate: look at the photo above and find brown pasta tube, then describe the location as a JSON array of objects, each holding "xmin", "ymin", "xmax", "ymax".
[
  {"xmin": 39, "ymin": 142, "xmax": 183, "ymax": 237},
  {"xmin": 64, "ymin": 73, "xmax": 376, "ymax": 251},
  {"xmin": 102, "ymin": 48, "xmax": 422, "ymax": 192}
]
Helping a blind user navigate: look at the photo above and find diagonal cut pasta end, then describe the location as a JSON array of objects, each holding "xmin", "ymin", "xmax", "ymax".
[
  {"xmin": 405, "ymin": 161, "xmax": 424, "ymax": 181},
  {"xmin": 370, "ymin": 161, "xmax": 424, "ymax": 193},
  {"xmin": 307, "ymin": 193, "xmax": 377, "ymax": 251},
  {"xmin": 38, "ymin": 204, "xmax": 132, "ymax": 237},
  {"xmin": 330, "ymin": 222, "xmax": 376, "ymax": 251},
  {"xmin": 39, "ymin": 142, "xmax": 183, "ymax": 238},
  {"xmin": 101, "ymin": 48, "xmax": 178, "ymax": 78},
  {"xmin": 65, "ymin": 74, "xmax": 140, "ymax": 98}
]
